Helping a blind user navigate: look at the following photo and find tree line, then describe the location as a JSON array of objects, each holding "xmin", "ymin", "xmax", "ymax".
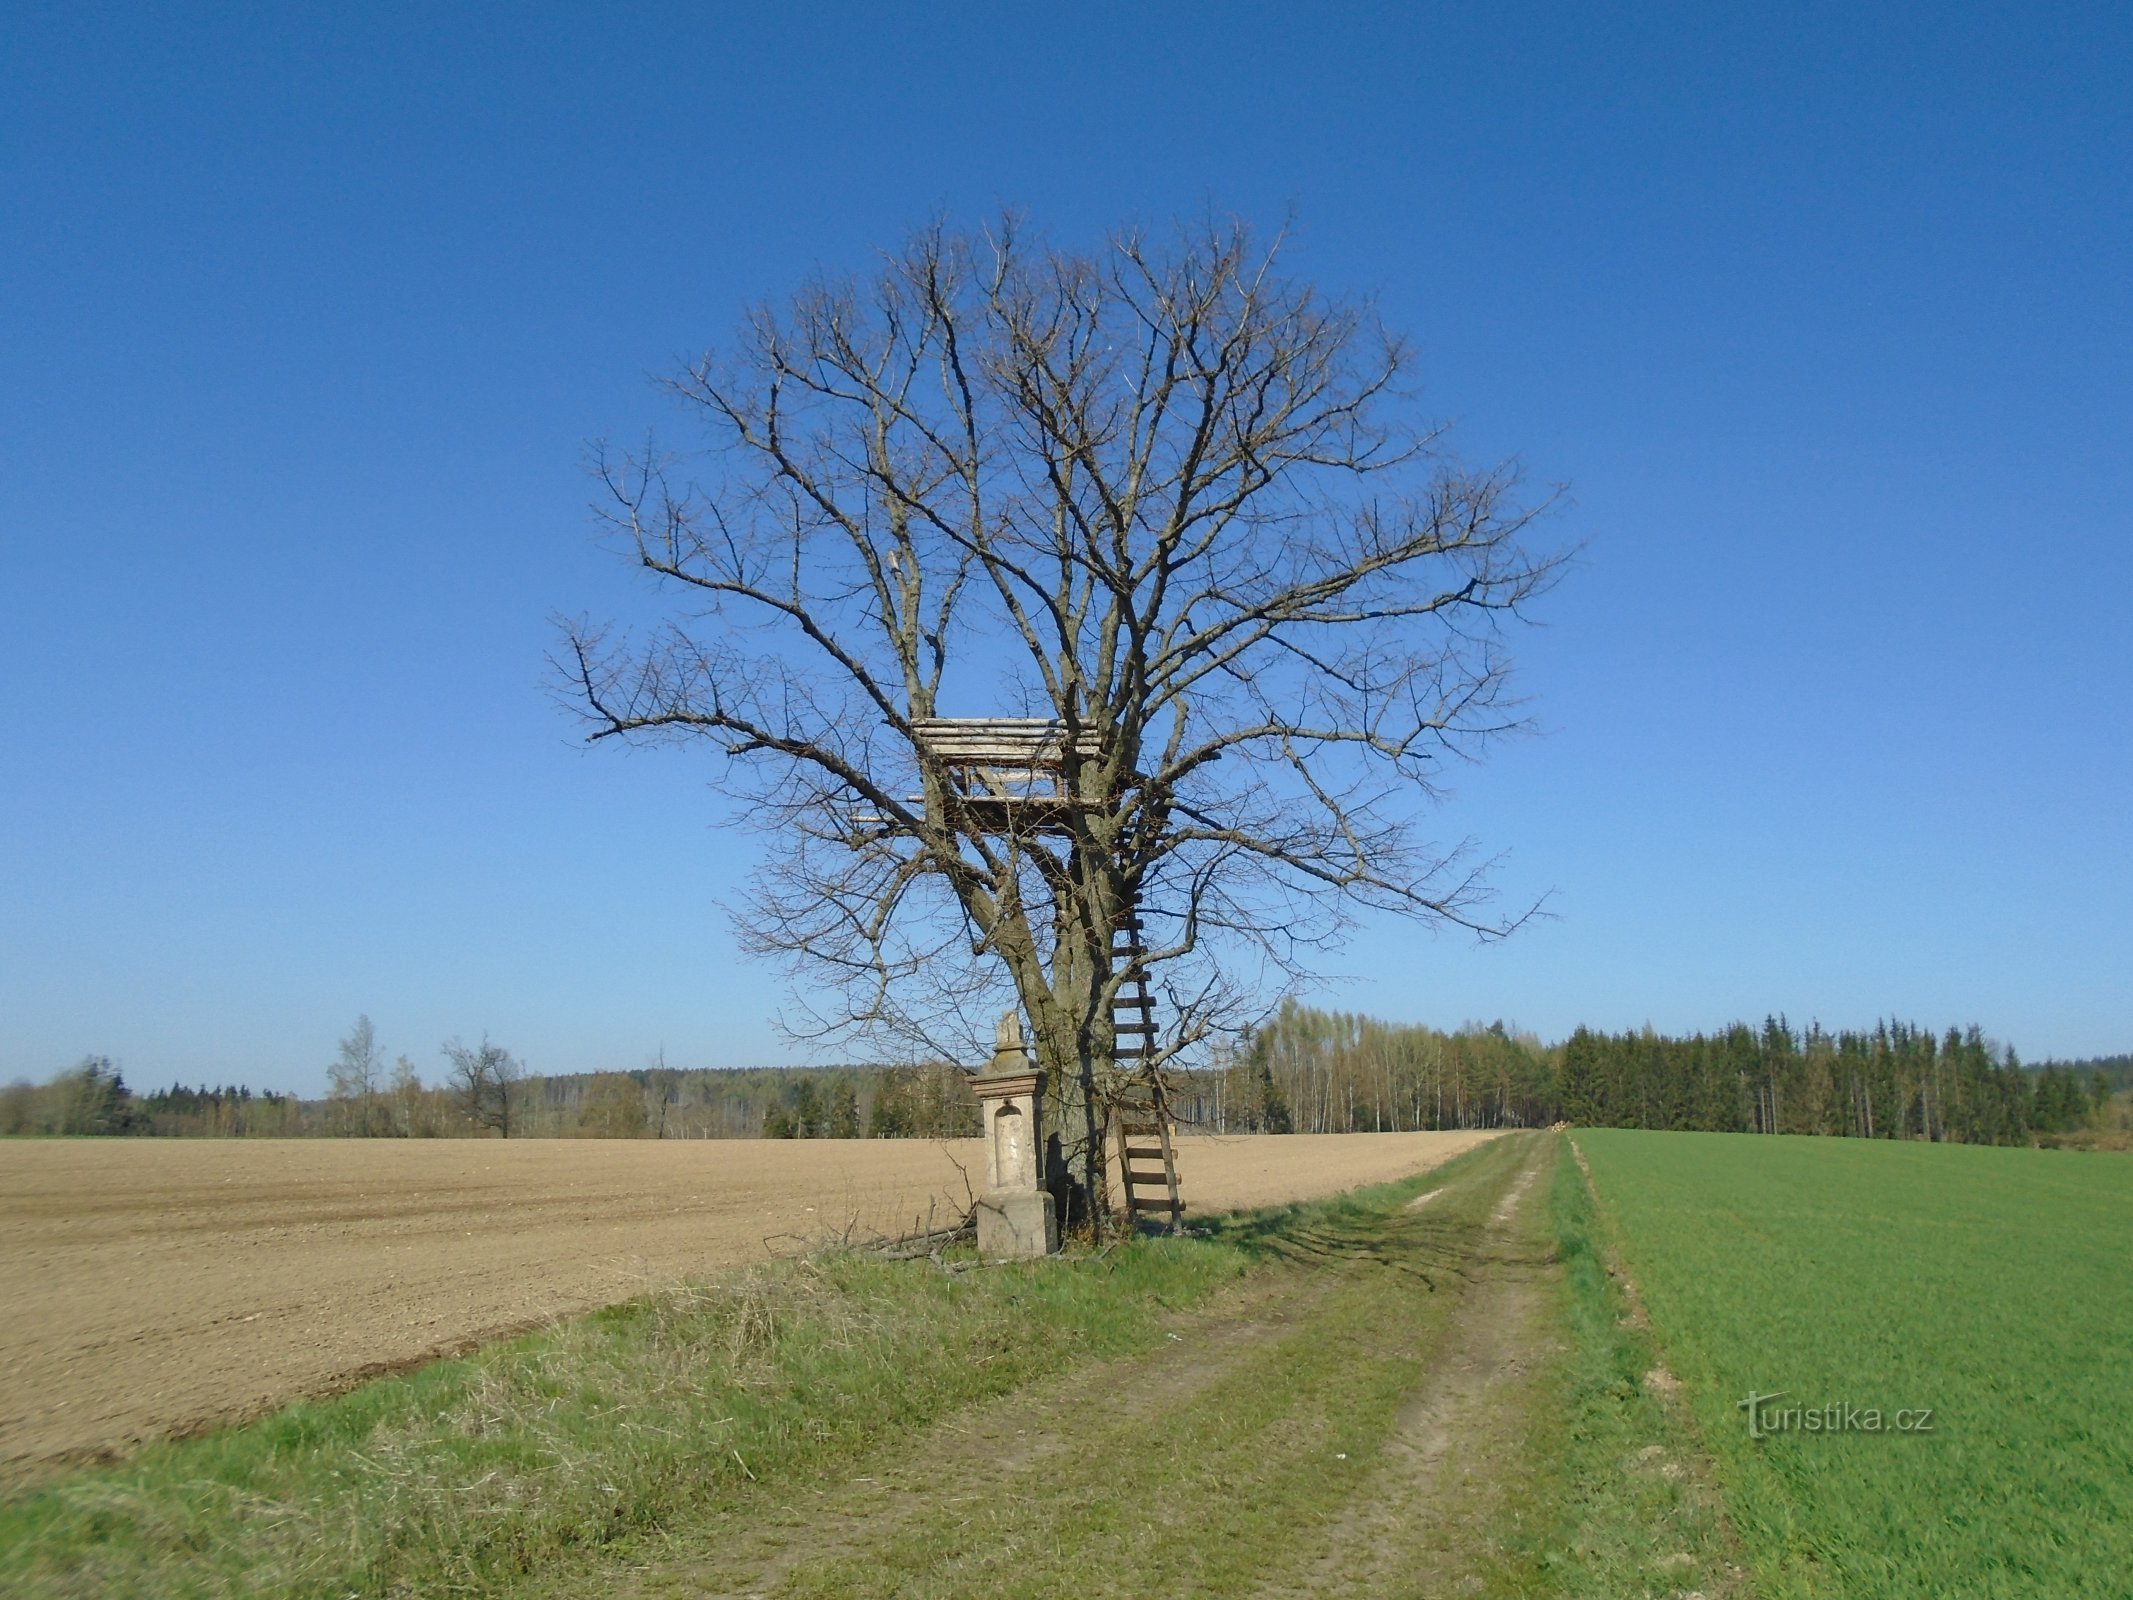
[
  {"xmin": 1165, "ymin": 1002, "xmax": 1558, "ymax": 1135},
  {"xmin": 2044, "ymin": 1053, "xmax": 2133, "ymax": 1094},
  {"xmin": 1, "ymin": 1018, "xmax": 984, "ymax": 1141},
  {"xmin": 1170, "ymin": 1002, "xmax": 2114, "ymax": 1146},
  {"xmin": 6, "ymin": 1008, "xmax": 2119, "ymax": 1147},
  {"xmin": 1555, "ymin": 1019, "xmax": 2108, "ymax": 1142}
]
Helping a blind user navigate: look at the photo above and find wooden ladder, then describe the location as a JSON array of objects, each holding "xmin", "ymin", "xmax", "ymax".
[{"xmin": 1109, "ymin": 914, "xmax": 1183, "ymax": 1234}]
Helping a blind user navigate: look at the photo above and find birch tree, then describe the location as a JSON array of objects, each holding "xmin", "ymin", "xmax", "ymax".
[{"xmin": 328, "ymin": 1015, "xmax": 384, "ymax": 1136}]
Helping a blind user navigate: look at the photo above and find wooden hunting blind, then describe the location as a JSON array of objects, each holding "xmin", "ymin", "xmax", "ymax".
[
  {"xmin": 907, "ymin": 717, "xmax": 1107, "ymax": 832},
  {"xmin": 910, "ymin": 717, "xmax": 1185, "ymax": 1235}
]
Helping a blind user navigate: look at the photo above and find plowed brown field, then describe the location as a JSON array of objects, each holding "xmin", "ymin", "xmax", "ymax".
[{"xmin": 0, "ymin": 1130, "xmax": 1499, "ymax": 1476}]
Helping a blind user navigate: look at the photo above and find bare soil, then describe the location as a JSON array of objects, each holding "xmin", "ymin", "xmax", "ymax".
[{"xmin": 0, "ymin": 1130, "xmax": 1498, "ymax": 1475}]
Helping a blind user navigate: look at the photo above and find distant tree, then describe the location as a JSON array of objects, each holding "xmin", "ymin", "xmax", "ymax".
[
  {"xmin": 826, "ymin": 1082, "xmax": 861, "ymax": 1139},
  {"xmin": 54, "ymin": 1057, "xmax": 141, "ymax": 1135},
  {"xmin": 788, "ymin": 1077, "xmax": 823, "ymax": 1138},
  {"xmin": 328, "ymin": 1015, "xmax": 385, "ymax": 1135},
  {"xmin": 2032, "ymin": 1065, "xmax": 2089, "ymax": 1135},
  {"xmin": 645, "ymin": 1051, "xmax": 680, "ymax": 1137},
  {"xmin": 1258, "ymin": 1062, "xmax": 1294, "ymax": 1134},
  {"xmin": 580, "ymin": 1072, "xmax": 650, "ymax": 1138},
  {"xmin": 912, "ymin": 1061, "xmax": 982, "ymax": 1137},
  {"xmin": 1556, "ymin": 1027, "xmax": 1602, "ymax": 1125},
  {"xmin": 389, "ymin": 1054, "xmax": 428, "ymax": 1136},
  {"xmin": 762, "ymin": 1102, "xmax": 796, "ymax": 1138},
  {"xmin": 866, "ymin": 1069, "xmax": 910, "ymax": 1137},
  {"xmin": 442, "ymin": 1036, "xmax": 524, "ymax": 1138}
]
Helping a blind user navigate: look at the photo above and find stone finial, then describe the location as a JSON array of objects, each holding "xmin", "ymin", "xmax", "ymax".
[{"xmin": 995, "ymin": 1009, "xmax": 1024, "ymax": 1054}]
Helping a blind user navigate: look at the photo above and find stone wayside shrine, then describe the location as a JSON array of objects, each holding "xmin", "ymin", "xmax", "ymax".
[{"xmin": 971, "ymin": 1011, "xmax": 1059, "ymax": 1259}]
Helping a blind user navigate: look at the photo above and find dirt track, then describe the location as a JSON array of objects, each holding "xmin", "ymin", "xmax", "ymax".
[{"xmin": 0, "ymin": 1131, "xmax": 1499, "ymax": 1476}]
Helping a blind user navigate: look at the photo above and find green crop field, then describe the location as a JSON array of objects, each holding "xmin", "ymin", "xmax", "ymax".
[{"xmin": 1576, "ymin": 1130, "xmax": 2133, "ymax": 1598}]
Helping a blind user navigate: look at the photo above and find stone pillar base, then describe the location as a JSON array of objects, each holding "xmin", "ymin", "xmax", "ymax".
[{"xmin": 975, "ymin": 1188, "xmax": 1058, "ymax": 1260}]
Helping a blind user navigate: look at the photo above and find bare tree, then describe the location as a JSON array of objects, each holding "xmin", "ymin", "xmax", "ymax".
[
  {"xmin": 328, "ymin": 1015, "xmax": 384, "ymax": 1136},
  {"xmin": 442, "ymin": 1036, "xmax": 523, "ymax": 1138},
  {"xmin": 388, "ymin": 1053, "xmax": 426, "ymax": 1136},
  {"xmin": 646, "ymin": 1047, "xmax": 678, "ymax": 1137},
  {"xmin": 559, "ymin": 216, "xmax": 1562, "ymax": 1216}
]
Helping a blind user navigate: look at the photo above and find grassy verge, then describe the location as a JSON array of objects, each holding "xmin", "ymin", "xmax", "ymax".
[
  {"xmin": 1469, "ymin": 1136, "xmax": 1741, "ymax": 1598},
  {"xmin": 0, "ymin": 1230, "xmax": 1246, "ymax": 1598}
]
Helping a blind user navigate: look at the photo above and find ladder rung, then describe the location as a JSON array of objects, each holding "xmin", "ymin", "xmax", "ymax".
[
  {"xmin": 1123, "ymin": 1165, "xmax": 1169, "ymax": 1182},
  {"xmin": 1114, "ymin": 1023, "xmax": 1157, "ymax": 1036},
  {"xmin": 1113, "ymin": 993, "xmax": 1155, "ymax": 1008},
  {"xmin": 1122, "ymin": 1144, "xmax": 1166, "ymax": 1159}
]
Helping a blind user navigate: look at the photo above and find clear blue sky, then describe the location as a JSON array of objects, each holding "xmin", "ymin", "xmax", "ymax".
[{"xmin": 4, "ymin": 4, "xmax": 2128, "ymax": 1094}]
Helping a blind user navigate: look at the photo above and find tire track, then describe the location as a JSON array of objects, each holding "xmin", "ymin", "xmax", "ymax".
[{"xmin": 1254, "ymin": 1137, "xmax": 1559, "ymax": 1599}]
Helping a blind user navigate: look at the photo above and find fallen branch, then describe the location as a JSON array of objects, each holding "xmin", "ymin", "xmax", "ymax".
[{"xmin": 873, "ymin": 1213, "xmax": 976, "ymax": 1261}]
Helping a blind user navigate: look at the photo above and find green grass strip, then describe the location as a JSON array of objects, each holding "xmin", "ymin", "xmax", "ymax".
[
  {"xmin": 0, "ymin": 1230, "xmax": 1247, "ymax": 1598},
  {"xmin": 1474, "ymin": 1135, "xmax": 1741, "ymax": 1598}
]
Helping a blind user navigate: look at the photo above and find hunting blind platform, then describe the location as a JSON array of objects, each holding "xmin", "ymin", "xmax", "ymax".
[
  {"xmin": 910, "ymin": 717, "xmax": 1184, "ymax": 1241},
  {"xmin": 907, "ymin": 717, "xmax": 1105, "ymax": 832}
]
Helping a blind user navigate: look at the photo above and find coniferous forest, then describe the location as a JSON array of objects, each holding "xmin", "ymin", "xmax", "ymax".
[{"xmin": 1173, "ymin": 1003, "xmax": 2118, "ymax": 1147}]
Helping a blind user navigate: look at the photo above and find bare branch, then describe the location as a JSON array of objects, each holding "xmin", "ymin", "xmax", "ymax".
[{"xmin": 557, "ymin": 213, "xmax": 1566, "ymax": 1217}]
